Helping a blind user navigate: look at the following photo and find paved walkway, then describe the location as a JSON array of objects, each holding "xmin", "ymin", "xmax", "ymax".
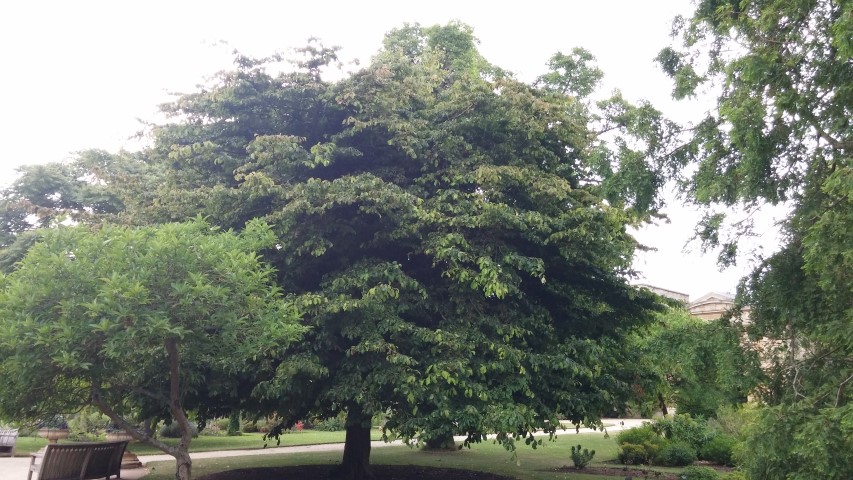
[{"xmin": 0, "ymin": 419, "xmax": 648, "ymax": 479}]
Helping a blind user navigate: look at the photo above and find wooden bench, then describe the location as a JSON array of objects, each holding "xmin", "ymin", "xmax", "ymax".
[
  {"xmin": 28, "ymin": 440, "xmax": 129, "ymax": 480},
  {"xmin": 0, "ymin": 428, "xmax": 18, "ymax": 457}
]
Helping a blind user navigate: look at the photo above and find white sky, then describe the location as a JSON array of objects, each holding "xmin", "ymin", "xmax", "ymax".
[{"xmin": 0, "ymin": 0, "xmax": 784, "ymax": 299}]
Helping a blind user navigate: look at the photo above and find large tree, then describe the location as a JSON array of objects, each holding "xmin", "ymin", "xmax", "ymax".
[
  {"xmin": 0, "ymin": 219, "xmax": 303, "ymax": 480},
  {"xmin": 126, "ymin": 23, "xmax": 679, "ymax": 479},
  {"xmin": 659, "ymin": 1, "xmax": 852, "ymax": 477}
]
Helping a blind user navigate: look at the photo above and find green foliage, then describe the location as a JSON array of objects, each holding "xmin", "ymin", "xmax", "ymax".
[
  {"xmin": 652, "ymin": 414, "xmax": 712, "ymax": 452},
  {"xmin": 739, "ymin": 402, "xmax": 853, "ymax": 480},
  {"xmin": 160, "ymin": 422, "xmax": 199, "ymax": 439},
  {"xmin": 241, "ymin": 421, "xmax": 260, "ymax": 434},
  {"xmin": 616, "ymin": 425, "xmax": 664, "ymax": 465},
  {"xmin": 618, "ymin": 443, "xmax": 656, "ymax": 465},
  {"xmin": 700, "ymin": 434, "xmax": 736, "ymax": 466},
  {"xmin": 678, "ymin": 465, "xmax": 719, "ymax": 480},
  {"xmin": 570, "ymin": 443, "xmax": 595, "ymax": 469},
  {"xmin": 655, "ymin": 440, "xmax": 697, "ymax": 467},
  {"xmin": 0, "ymin": 219, "xmax": 303, "ymax": 480},
  {"xmin": 115, "ymin": 22, "xmax": 676, "ymax": 474},
  {"xmin": 313, "ymin": 415, "xmax": 346, "ymax": 432},
  {"xmin": 627, "ymin": 308, "xmax": 759, "ymax": 418},
  {"xmin": 37, "ymin": 415, "xmax": 69, "ymax": 429},
  {"xmin": 662, "ymin": 1, "xmax": 853, "ymax": 477},
  {"xmin": 68, "ymin": 408, "xmax": 111, "ymax": 436},
  {"xmin": 616, "ymin": 424, "xmax": 658, "ymax": 447},
  {"xmin": 227, "ymin": 413, "xmax": 241, "ymax": 437}
]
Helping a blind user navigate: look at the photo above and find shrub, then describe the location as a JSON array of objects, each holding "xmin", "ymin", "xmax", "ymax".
[
  {"xmin": 227, "ymin": 413, "xmax": 241, "ymax": 436},
  {"xmin": 68, "ymin": 408, "xmax": 110, "ymax": 436},
  {"xmin": 616, "ymin": 424, "xmax": 658, "ymax": 446},
  {"xmin": 619, "ymin": 443, "xmax": 653, "ymax": 465},
  {"xmin": 653, "ymin": 414, "xmax": 712, "ymax": 451},
  {"xmin": 678, "ymin": 465, "xmax": 720, "ymax": 480},
  {"xmin": 570, "ymin": 444, "xmax": 596, "ymax": 469},
  {"xmin": 314, "ymin": 415, "xmax": 346, "ymax": 432},
  {"xmin": 700, "ymin": 434, "xmax": 737, "ymax": 466},
  {"xmin": 656, "ymin": 440, "xmax": 697, "ymax": 466},
  {"xmin": 159, "ymin": 422, "xmax": 199, "ymax": 438},
  {"xmin": 617, "ymin": 424, "xmax": 665, "ymax": 465},
  {"xmin": 214, "ymin": 418, "xmax": 231, "ymax": 431}
]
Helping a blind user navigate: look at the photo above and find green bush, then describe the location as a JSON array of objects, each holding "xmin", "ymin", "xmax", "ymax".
[
  {"xmin": 616, "ymin": 424, "xmax": 658, "ymax": 446},
  {"xmin": 214, "ymin": 418, "xmax": 231, "ymax": 431},
  {"xmin": 700, "ymin": 434, "xmax": 736, "ymax": 466},
  {"xmin": 159, "ymin": 422, "xmax": 199, "ymax": 438},
  {"xmin": 722, "ymin": 471, "xmax": 747, "ymax": 480},
  {"xmin": 653, "ymin": 414, "xmax": 712, "ymax": 451},
  {"xmin": 619, "ymin": 443, "xmax": 653, "ymax": 465},
  {"xmin": 68, "ymin": 408, "xmax": 110, "ymax": 436},
  {"xmin": 570, "ymin": 444, "xmax": 596, "ymax": 469},
  {"xmin": 656, "ymin": 440, "xmax": 697, "ymax": 466},
  {"xmin": 314, "ymin": 415, "xmax": 346, "ymax": 432},
  {"xmin": 617, "ymin": 424, "xmax": 665, "ymax": 465},
  {"xmin": 227, "ymin": 413, "xmax": 241, "ymax": 436},
  {"xmin": 678, "ymin": 465, "xmax": 720, "ymax": 480}
]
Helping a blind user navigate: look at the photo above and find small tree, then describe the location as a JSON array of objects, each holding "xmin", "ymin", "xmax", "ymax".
[{"xmin": 0, "ymin": 219, "xmax": 303, "ymax": 480}]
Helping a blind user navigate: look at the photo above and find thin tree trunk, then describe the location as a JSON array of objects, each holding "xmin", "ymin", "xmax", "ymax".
[
  {"xmin": 658, "ymin": 393, "xmax": 669, "ymax": 416},
  {"xmin": 333, "ymin": 405, "xmax": 373, "ymax": 480},
  {"xmin": 166, "ymin": 337, "xmax": 194, "ymax": 480}
]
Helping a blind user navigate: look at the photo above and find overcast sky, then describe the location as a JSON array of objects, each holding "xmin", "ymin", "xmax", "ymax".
[{"xmin": 0, "ymin": 0, "xmax": 784, "ymax": 299}]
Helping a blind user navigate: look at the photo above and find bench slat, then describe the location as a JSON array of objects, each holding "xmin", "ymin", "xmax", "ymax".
[{"xmin": 29, "ymin": 440, "xmax": 128, "ymax": 480}]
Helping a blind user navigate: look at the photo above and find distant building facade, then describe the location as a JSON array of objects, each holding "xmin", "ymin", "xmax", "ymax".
[{"xmin": 635, "ymin": 284, "xmax": 689, "ymax": 304}]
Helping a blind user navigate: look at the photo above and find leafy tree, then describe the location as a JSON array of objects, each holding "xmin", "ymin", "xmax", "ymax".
[
  {"xmin": 0, "ymin": 150, "xmax": 160, "ymax": 272},
  {"xmin": 629, "ymin": 307, "xmax": 760, "ymax": 418},
  {"xmin": 123, "ymin": 23, "xmax": 681, "ymax": 479},
  {"xmin": 660, "ymin": 1, "xmax": 853, "ymax": 477},
  {"xmin": 0, "ymin": 219, "xmax": 303, "ymax": 480}
]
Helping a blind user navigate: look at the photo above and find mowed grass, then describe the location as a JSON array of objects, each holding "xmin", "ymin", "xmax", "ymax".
[
  {"xmin": 143, "ymin": 431, "xmax": 625, "ymax": 480},
  {"xmin": 11, "ymin": 430, "xmax": 384, "ymax": 456},
  {"xmin": 127, "ymin": 430, "xmax": 388, "ymax": 455}
]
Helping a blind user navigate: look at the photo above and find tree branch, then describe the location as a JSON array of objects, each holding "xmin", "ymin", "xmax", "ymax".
[{"xmin": 90, "ymin": 384, "xmax": 176, "ymax": 455}]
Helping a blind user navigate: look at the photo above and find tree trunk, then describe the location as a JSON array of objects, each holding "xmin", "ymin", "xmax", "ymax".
[
  {"xmin": 166, "ymin": 337, "xmax": 194, "ymax": 480},
  {"xmin": 658, "ymin": 393, "xmax": 669, "ymax": 416},
  {"xmin": 174, "ymin": 451, "xmax": 192, "ymax": 480},
  {"xmin": 333, "ymin": 406, "xmax": 373, "ymax": 480}
]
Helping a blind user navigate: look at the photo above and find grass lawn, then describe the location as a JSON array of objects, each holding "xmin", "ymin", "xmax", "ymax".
[
  {"xmin": 127, "ymin": 430, "xmax": 388, "ymax": 455},
  {"xmin": 142, "ymin": 432, "xmax": 644, "ymax": 480},
  {"xmin": 11, "ymin": 430, "xmax": 386, "ymax": 456}
]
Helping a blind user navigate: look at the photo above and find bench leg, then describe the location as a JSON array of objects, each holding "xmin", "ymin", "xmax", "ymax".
[{"xmin": 28, "ymin": 455, "xmax": 36, "ymax": 480}]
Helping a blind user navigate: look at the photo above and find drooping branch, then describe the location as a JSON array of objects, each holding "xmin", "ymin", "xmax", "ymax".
[{"xmin": 90, "ymin": 384, "xmax": 175, "ymax": 454}]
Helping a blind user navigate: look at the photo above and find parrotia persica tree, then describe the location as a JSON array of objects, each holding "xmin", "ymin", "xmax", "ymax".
[
  {"xmin": 0, "ymin": 219, "xmax": 303, "ymax": 480},
  {"xmin": 122, "ymin": 23, "xmax": 680, "ymax": 479},
  {"xmin": 659, "ymin": 1, "xmax": 852, "ymax": 478}
]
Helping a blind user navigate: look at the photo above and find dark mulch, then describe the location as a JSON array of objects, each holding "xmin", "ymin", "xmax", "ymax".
[
  {"xmin": 552, "ymin": 466, "xmax": 679, "ymax": 479},
  {"xmin": 199, "ymin": 465, "xmax": 516, "ymax": 480},
  {"xmin": 550, "ymin": 462, "xmax": 735, "ymax": 479}
]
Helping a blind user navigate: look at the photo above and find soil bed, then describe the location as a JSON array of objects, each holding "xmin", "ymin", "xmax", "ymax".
[{"xmin": 552, "ymin": 466, "xmax": 678, "ymax": 479}]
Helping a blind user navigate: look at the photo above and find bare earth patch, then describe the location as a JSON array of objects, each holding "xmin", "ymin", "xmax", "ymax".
[{"xmin": 199, "ymin": 465, "xmax": 515, "ymax": 480}]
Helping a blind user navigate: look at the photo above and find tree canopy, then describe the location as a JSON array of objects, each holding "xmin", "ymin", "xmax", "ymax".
[
  {"xmin": 660, "ymin": 1, "xmax": 852, "ymax": 477},
  {"xmin": 111, "ymin": 23, "xmax": 677, "ymax": 479},
  {"xmin": 0, "ymin": 22, "xmax": 682, "ymax": 480},
  {"xmin": 0, "ymin": 219, "xmax": 303, "ymax": 480}
]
